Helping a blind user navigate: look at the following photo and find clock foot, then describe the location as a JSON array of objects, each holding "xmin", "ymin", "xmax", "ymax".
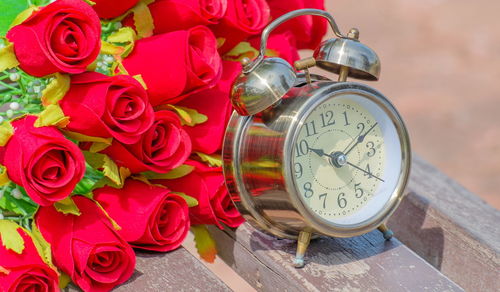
[
  {"xmin": 378, "ymin": 223, "xmax": 394, "ymax": 240},
  {"xmin": 293, "ymin": 231, "xmax": 312, "ymax": 268}
]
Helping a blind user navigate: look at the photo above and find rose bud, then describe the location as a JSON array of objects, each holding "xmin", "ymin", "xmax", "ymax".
[
  {"xmin": 123, "ymin": 0, "xmax": 227, "ymax": 34},
  {"xmin": 35, "ymin": 196, "xmax": 136, "ymax": 292},
  {"xmin": 6, "ymin": 0, "xmax": 101, "ymax": 77},
  {"xmin": 0, "ymin": 222, "xmax": 59, "ymax": 292},
  {"xmin": 210, "ymin": 0, "xmax": 270, "ymax": 54},
  {"xmin": 156, "ymin": 160, "xmax": 244, "ymax": 229},
  {"xmin": 0, "ymin": 116, "xmax": 85, "ymax": 206},
  {"xmin": 122, "ymin": 26, "xmax": 222, "ymax": 105},
  {"xmin": 266, "ymin": 0, "xmax": 327, "ymax": 50},
  {"xmin": 91, "ymin": 0, "xmax": 139, "ymax": 19},
  {"xmin": 94, "ymin": 179, "xmax": 190, "ymax": 252},
  {"xmin": 101, "ymin": 110, "xmax": 191, "ymax": 173},
  {"xmin": 177, "ymin": 60, "xmax": 241, "ymax": 154},
  {"xmin": 248, "ymin": 32, "xmax": 300, "ymax": 65},
  {"xmin": 59, "ymin": 72, "xmax": 154, "ymax": 145}
]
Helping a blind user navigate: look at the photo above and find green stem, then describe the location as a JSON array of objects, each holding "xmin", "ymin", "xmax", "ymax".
[{"xmin": 0, "ymin": 80, "xmax": 19, "ymax": 91}]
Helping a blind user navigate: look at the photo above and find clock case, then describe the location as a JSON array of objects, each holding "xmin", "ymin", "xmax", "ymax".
[{"xmin": 223, "ymin": 78, "xmax": 411, "ymax": 240}]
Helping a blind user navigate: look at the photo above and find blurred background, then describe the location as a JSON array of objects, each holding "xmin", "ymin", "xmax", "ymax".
[{"xmin": 318, "ymin": 0, "xmax": 500, "ymax": 209}]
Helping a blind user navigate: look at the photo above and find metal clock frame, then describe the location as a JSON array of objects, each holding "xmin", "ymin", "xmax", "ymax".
[{"xmin": 223, "ymin": 81, "xmax": 411, "ymax": 240}]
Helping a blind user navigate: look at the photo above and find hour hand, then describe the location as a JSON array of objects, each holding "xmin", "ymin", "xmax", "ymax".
[{"xmin": 308, "ymin": 147, "xmax": 327, "ymax": 157}]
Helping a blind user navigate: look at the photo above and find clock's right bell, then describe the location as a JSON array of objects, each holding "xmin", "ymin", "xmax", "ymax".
[{"xmin": 313, "ymin": 28, "xmax": 381, "ymax": 81}]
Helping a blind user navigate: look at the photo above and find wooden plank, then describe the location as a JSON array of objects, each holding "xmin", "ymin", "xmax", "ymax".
[
  {"xmin": 387, "ymin": 155, "xmax": 500, "ymax": 292},
  {"xmin": 64, "ymin": 247, "xmax": 232, "ymax": 292},
  {"xmin": 209, "ymin": 223, "xmax": 463, "ymax": 292}
]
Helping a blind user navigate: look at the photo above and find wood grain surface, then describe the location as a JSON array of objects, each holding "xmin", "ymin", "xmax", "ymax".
[
  {"xmin": 388, "ymin": 155, "xmax": 500, "ymax": 292},
  {"xmin": 209, "ymin": 223, "xmax": 463, "ymax": 292},
  {"xmin": 64, "ymin": 247, "xmax": 231, "ymax": 292}
]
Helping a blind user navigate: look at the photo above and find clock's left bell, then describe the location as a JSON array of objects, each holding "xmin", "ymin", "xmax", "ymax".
[{"xmin": 230, "ymin": 57, "xmax": 297, "ymax": 116}]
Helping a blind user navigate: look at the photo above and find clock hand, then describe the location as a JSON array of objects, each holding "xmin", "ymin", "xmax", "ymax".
[
  {"xmin": 344, "ymin": 122, "xmax": 378, "ymax": 156},
  {"xmin": 308, "ymin": 147, "xmax": 328, "ymax": 157},
  {"xmin": 342, "ymin": 123, "xmax": 365, "ymax": 153},
  {"xmin": 345, "ymin": 161, "xmax": 385, "ymax": 182}
]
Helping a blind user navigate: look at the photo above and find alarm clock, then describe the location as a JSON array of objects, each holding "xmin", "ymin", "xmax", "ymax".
[{"xmin": 223, "ymin": 9, "xmax": 411, "ymax": 268}]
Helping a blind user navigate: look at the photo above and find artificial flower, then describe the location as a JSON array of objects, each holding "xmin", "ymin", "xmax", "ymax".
[
  {"xmin": 178, "ymin": 60, "xmax": 240, "ymax": 154},
  {"xmin": 35, "ymin": 196, "xmax": 136, "ymax": 292},
  {"xmin": 123, "ymin": 0, "xmax": 227, "ymax": 33},
  {"xmin": 211, "ymin": 0, "xmax": 270, "ymax": 54},
  {"xmin": 60, "ymin": 72, "xmax": 154, "ymax": 145},
  {"xmin": 248, "ymin": 31, "xmax": 300, "ymax": 64},
  {"xmin": 0, "ymin": 116, "xmax": 85, "ymax": 206},
  {"xmin": 0, "ymin": 223, "xmax": 59, "ymax": 292},
  {"xmin": 7, "ymin": 0, "xmax": 101, "ymax": 77},
  {"xmin": 266, "ymin": 0, "xmax": 327, "ymax": 50},
  {"xmin": 155, "ymin": 160, "xmax": 244, "ymax": 229},
  {"xmin": 91, "ymin": 0, "xmax": 140, "ymax": 19},
  {"xmin": 100, "ymin": 110, "xmax": 191, "ymax": 173},
  {"xmin": 122, "ymin": 25, "xmax": 222, "ymax": 105},
  {"xmin": 94, "ymin": 179, "xmax": 190, "ymax": 252}
]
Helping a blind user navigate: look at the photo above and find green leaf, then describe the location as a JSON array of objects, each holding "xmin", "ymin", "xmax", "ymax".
[
  {"xmin": 142, "ymin": 164, "xmax": 194, "ymax": 180},
  {"xmin": 0, "ymin": 188, "xmax": 37, "ymax": 216},
  {"xmin": 0, "ymin": 0, "xmax": 29, "ymax": 36},
  {"xmin": 30, "ymin": 222, "xmax": 55, "ymax": 269},
  {"xmin": 82, "ymin": 151, "xmax": 130, "ymax": 188},
  {"xmin": 166, "ymin": 105, "xmax": 208, "ymax": 127},
  {"xmin": 73, "ymin": 165, "xmax": 104, "ymax": 194},
  {"xmin": 172, "ymin": 192, "xmax": 198, "ymax": 207},
  {"xmin": 58, "ymin": 272, "xmax": 71, "ymax": 289},
  {"xmin": 0, "ymin": 220, "xmax": 25, "ymax": 254},
  {"xmin": 54, "ymin": 197, "xmax": 80, "ymax": 216},
  {"xmin": 195, "ymin": 152, "xmax": 222, "ymax": 167},
  {"xmin": 191, "ymin": 225, "xmax": 217, "ymax": 263}
]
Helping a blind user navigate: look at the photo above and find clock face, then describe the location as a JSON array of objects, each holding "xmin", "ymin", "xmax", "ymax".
[{"xmin": 292, "ymin": 93, "xmax": 402, "ymax": 226}]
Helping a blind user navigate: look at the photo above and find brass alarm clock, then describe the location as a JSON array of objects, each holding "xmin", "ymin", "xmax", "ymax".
[{"xmin": 223, "ymin": 9, "xmax": 411, "ymax": 268}]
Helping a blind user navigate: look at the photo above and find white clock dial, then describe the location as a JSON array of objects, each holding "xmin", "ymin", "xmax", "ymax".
[{"xmin": 292, "ymin": 93, "xmax": 402, "ymax": 226}]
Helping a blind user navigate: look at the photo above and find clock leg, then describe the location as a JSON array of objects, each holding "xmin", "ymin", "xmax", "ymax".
[
  {"xmin": 293, "ymin": 231, "xmax": 312, "ymax": 268},
  {"xmin": 378, "ymin": 223, "xmax": 394, "ymax": 240}
]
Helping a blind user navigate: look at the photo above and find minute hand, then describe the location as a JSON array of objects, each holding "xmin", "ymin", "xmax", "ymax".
[{"xmin": 344, "ymin": 122, "xmax": 378, "ymax": 156}]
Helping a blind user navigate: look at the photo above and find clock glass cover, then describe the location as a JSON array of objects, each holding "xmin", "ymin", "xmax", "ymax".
[{"xmin": 292, "ymin": 92, "xmax": 402, "ymax": 226}]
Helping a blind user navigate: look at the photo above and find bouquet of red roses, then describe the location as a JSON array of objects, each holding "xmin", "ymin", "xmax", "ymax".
[{"xmin": 0, "ymin": 0, "xmax": 326, "ymax": 290}]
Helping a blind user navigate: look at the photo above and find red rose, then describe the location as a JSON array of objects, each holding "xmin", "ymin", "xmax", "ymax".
[
  {"xmin": 178, "ymin": 60, "xmax": 241, "ymax": 154},
  {"xmin": 156, "ymin": 160, "xmax": 244, "ymax": 229},
  {"xmin": 122, "ymin": 26, "xmax": 222, "ymax": 106},
  {"xmin": 211, "ymin": 0, "xmax": 270, "ymax": 54},
  {"xmin": 248, "ymin": 31, "xmax": 300, "ymax": 65},
  {"xmin": 6, "ymin": 0, "xmax": 101, "ymax": 77},
  {"xmin": 101, "ymin": 110, "xmax": 191, "ymax": 173},
  {"xmin": 35, "ymin": 196, "xmax": 136, "ymax": 292},
  {"xmin": 60, "ymin": 72, "xmax": 154, "ymax": 145},
  {"xmin": 91, "ymin": 0, "xmax": 139, "ymax": 19},
  {"xmin": 0, "ymin": 224, "xmax": 59, "ymax": 292},
  {"xmin": 0, "ymin": 116, "xmax": 85, "ymax": 206},
  {"xmin": 94, "ymin": 179, "xmax": 190, "ymax": 252},
  {"xmin": 266, "ymin": 0, "xmax": 327, "ymax": 50},
  {"xmin": 123, "ymin": 0, "xmax": 227, "ymax": 34}
]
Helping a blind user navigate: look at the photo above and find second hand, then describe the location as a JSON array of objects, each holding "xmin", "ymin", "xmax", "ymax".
[{"xmin": 346, "ymin": 161, "xmax": 385, "ymax": 182}]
